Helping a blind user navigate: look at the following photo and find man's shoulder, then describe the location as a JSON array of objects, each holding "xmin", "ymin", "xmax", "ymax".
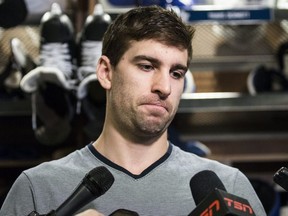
[
  {"xmin": 22, "ymin": 145, "xmax": 93, "ymax": 181},
  {"xmin": 171, "ymin": 144, "xmax": 238, "ymax": 173}
]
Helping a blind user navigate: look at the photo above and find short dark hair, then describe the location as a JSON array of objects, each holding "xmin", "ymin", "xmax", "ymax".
[{"xmin": 102, "ymin": 5, "xmax": 195, "ymax": 67}]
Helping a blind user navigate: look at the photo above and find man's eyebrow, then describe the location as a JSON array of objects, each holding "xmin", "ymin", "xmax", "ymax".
[
  {"xmin": 132, "ymin": 55, "xmax": 188, "ymax": 72},
  {"xmin": 132, "ymin": 55, "xmax": 161, "ymax": 66},
  {"xmin": 171, "ymin": 64, "xmax": 188, "ymax": 73}
]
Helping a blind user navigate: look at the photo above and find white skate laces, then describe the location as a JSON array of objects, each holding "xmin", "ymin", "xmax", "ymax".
[
  {"xmin": 77, "ymin": 40, "xmax": 102, "ymax": 80},
  {"xmin": 40, "ymin": 42, "xmax": 75, "ymax": 79}
]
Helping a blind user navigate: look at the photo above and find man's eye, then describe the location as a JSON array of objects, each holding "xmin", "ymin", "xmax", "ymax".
[
  {"xmin": 138, "ymin": 64, "xmax": 154, "ymax": 71},
  {"xmin": 171, "ymin": 71, "xmax": 185, "ymax": 79}
]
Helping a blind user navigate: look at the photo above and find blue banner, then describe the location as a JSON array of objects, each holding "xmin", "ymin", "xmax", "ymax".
[{"xmin": 183, "ymin": 8, "xmax": 273, "ymax": 23}]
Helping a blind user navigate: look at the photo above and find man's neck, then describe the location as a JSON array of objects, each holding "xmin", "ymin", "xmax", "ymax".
[{"xmin": 92, "ymin": 130, "xmax": 169, "ymax": 175}]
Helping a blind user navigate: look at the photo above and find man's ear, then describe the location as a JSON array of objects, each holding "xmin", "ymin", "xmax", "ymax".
[{"xmin": 96, "ymin": 55, "xmax": 112, "ymax": 90}]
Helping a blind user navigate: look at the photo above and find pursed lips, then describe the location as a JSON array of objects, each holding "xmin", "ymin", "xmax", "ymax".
[{"xmin": 141, "ymin": 101, "xmax": 169, "ymax": 112}]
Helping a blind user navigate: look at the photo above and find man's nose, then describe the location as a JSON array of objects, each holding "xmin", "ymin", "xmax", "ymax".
[{"xmin": 151, "ymin": 71, "xmax": 171, "ymax": 98}]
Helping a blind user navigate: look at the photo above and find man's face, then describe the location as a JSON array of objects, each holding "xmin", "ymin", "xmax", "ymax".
[{"xmin": 107, "ymin": 39, "xmax": 188, "ymax": 140}]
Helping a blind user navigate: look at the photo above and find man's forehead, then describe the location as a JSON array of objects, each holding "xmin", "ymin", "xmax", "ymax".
[{"xmin": 124, "ymin": 39, "xmax": 189, "ymax": 64}]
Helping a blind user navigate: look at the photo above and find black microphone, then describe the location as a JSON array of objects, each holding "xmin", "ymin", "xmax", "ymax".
[
  {"xmin": 188, "ymin": 170, "xmax": 255, "ymax": 216},
  {"xmin": 109, "ymin": 209, "xmax": 139, "ymax": 216},
  {"xmin": 28, "ymin": 166, "xmax": 114, "ymax": 216},
  {"xmin": 273, "ymin": 167, "xmax": 288, "ymax": 191}
]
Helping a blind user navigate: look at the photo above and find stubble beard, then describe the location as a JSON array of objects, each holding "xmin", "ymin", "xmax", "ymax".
[{"xmin": 127, "ymin": 104, "xmax": 176, "ymax": 142}]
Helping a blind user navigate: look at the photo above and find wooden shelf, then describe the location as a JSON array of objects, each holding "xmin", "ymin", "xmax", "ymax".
[
  {"xmin": 1, "ymin": 92, "xmax": 287, "ymax": 116},
  {"xmin": 209, "ymin": 153, "xmax": 288, "ymax": 163},
  {"xmin": 0, "ymin": 158, "xmax": 50, "ymax": 168},
  {"xmin": 179, "ymin": 92, "xmax": 288, "ymax": 113},
  {"xmin": 0, "ymin": 99, "xmax": 31, "ymax": 116}
]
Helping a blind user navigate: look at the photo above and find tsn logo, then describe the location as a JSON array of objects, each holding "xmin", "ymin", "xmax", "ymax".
[{"xmin": 199, "ymin": 198, "xmax": 254, "ymax": 216}]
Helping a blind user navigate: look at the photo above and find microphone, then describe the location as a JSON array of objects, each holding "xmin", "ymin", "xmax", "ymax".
[
  {"xmin": 28, "ymin": 166, "xmax": 114, "ymax": 216},
  {"xmin": 273, "ymin": 167, "xmax": 288, "ymax": 191},
  {"xmin": 109, "ymin": 209, "xmax": 139, "ymax": 216},
  {"xmin": 188, "ymin": 170, "xmax": 255, "ymax": 216}
]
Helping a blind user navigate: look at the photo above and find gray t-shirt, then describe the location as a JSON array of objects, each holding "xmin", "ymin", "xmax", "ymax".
[{"xmin": 0, "ymin": 143, "xmax": 266, "ymax": 216}]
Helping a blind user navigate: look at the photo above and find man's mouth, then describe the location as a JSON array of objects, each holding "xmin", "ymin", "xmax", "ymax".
[{"xmin": 142, "ymin": 101, "xmax": 169, "ymax": 112}]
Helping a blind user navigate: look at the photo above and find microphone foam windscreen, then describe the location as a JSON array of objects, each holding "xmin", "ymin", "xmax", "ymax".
[
  {"xmin": 190, "ymin": 170, "xmax": 226, "ymax": 205},
  {"xmin": 85, "ymin": 166, "xmax": 115, "ymax": 196}
]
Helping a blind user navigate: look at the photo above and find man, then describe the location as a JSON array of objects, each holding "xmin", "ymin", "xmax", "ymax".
[{"xmin": 1, "ymin": 5, "xmax": 266, "ymax": 216}]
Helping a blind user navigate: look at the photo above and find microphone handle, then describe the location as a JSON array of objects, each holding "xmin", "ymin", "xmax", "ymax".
[
  {"xmin": 55, "ymin": 184, "xmax": 95, "ymax": 216},
  {"xmin": 27, "ymin": 184, "xmax": 95, "ymax": 216},
  {"xmin": 274, "ymin": 167, "xmax": 288, "ymax": 191},
  {"xmin": 27, "ymin": 211, "xmax": 41, "ymax": 216},
  {"xmin": 26, "ymin": 210, "xmax": 56, "ymax": 216}
]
